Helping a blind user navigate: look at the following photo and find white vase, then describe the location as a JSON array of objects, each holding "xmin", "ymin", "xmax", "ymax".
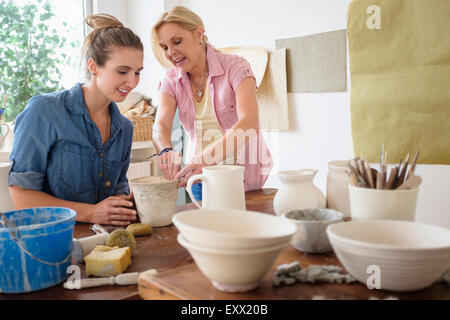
[{"xmin": 273, "ymin": 169, "xmax": 326, "ymax": 216}]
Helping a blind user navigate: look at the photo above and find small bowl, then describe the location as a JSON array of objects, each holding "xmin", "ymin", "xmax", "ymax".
[
  {"xmin": 177, "ymin": 233, "xmax": 289, "ymax": 293},
  {"xmin": 172, "ymin": 209, "xmax": 296, "ymax": 250},
  {"xmin": 327, "ymin": 220, "xmax": 450, "ymax": 292},
  {"xmin": 281, "ymin": 208, "xmax": 344, "ymax": 253}
]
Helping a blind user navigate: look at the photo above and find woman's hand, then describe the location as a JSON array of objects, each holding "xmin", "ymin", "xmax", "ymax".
[
  {"xmin": 158, "ymin": 150, "xmax": 183, "ymax": 180},
  {"xmin": 174, "ymin": 155, "xmax": 206, "ymax": 188},
  {"xmin": 89, "ymin": 194, "xmax": 137, "ymax": 226}
]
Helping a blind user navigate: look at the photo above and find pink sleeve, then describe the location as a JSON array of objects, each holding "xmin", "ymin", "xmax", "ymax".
[
  {"xmin": 157, "ymin": 76, "xmax": 176, "ymax": 98},
  {"xmin": 229, "ymin": 57, "xmax": 257, "ymax": 92}
]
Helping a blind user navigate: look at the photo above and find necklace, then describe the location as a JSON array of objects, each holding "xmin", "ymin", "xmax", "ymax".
[{"xmin": 189, "ymin": 71, "xmax": 209, "ymax": 98}]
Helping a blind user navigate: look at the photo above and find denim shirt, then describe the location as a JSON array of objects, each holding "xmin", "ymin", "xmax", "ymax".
[{"xmin": 8, "ymin": 83, "xmax": 133, "ymax": 204}]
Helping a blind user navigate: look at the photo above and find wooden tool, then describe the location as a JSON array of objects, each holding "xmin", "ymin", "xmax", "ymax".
[
  {"xmin": 406, "ymin": 152, "xmax": 420, "ymax": 180},
  {"xmin": 396, "ymin": 175, "xmax": 422, "ymax": 190},
  {"xmin": 397, "ymin": 153, "xmax": 410, "ymax": 185},
  {"xmin": 63, "ymin": 269, "xmax": 158, "ymax": 290},
  {"xmin": 385, "ymin": 167, "xmax": 399, "ymax": 190}
]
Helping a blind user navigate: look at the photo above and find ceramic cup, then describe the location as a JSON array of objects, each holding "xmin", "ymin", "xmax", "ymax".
[
  {"xmin": 348, "ymin": 185, "xmax": 419, "ymax": 221},
  {"xmin": 130, "ymin": 176, "xmax": 178, "ymax": 227},
  {"xmin": 281, "ymin": 208, "xmax": 344, "ymax": 253}
]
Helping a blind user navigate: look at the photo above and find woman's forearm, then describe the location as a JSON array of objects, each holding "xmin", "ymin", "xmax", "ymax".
[
  {"xmin": 152, "ymin": 121, "xmax": 174, "ymax": 153},
  {"xmin": 9, "ymin": 186, "xmax": 93, "ymax": 222}
]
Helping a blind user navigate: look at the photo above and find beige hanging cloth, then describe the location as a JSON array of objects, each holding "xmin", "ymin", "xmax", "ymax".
[{"xmin": 348, "ymin": 0, "xmax": 450, "ymax": 164}]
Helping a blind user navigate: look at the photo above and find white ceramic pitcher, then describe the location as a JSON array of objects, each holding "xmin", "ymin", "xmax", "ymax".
[
  {"xmin": 186, "ymin": 165, "xmax": 246, "ymax": 210},
  {"xmin": 273, "ymin": 169, "xmax": 326, "ymax": 216}
]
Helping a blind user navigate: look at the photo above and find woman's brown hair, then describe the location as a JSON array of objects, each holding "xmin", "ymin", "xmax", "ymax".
[{"xmin": 82, "ymin": 14, "xmax": 143, "ymax": 79}]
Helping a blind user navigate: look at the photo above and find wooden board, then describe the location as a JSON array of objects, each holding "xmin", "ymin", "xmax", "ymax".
[{"xmin": 139, "ymin": 245, "xmax": 450, "ymax": 300}]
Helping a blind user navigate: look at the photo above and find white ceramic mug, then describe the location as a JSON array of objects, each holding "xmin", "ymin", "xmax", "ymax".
[
  {"xmin": 348, "ymin": 185, "xmax": 419, "ymax": 221},
  {"xmin": 186, "ymin": 165, "xmax": 246, "ymax": 210}
]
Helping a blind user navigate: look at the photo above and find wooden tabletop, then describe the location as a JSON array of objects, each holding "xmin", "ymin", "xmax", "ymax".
[{"xmin": 1, "ymin": 188, "xmax": 448, "ymax": 300}]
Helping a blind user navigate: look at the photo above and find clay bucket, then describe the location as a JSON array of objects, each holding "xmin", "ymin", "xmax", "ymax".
[{"xmin": 130, "ymin": 176, "xmax": 178, "ymax": 227}]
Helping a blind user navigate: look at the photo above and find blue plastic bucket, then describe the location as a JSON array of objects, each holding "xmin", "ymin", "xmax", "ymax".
[{"xmin": 0, "ymin": 207, "xmax": 76, "ymax": 293}]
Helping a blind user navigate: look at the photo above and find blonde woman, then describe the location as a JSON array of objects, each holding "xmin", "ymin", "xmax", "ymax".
[
  {"xmin": 9, "ymin": 14, "xmax": 143, "ymax": 226},
  {"xmin": 151, "ymin": 6, "xmax": 272, "ymax": 200}
]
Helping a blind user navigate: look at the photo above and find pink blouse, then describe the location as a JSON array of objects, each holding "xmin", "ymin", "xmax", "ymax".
[{"xmin": 158, "ymin": 45, "xmax": 273, "ymax": 191}]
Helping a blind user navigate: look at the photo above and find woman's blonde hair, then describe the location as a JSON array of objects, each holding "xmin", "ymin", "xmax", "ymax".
[
  {"xmin": 151, "ymin": 6, "xmax": 210, "ymax": 68},
  {"xmin": 82, "ymin": 14, "xmax": 143, "ymax": 79}
]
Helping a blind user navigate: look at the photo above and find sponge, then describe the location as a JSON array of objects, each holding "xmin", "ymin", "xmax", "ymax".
[
  {"xmin": 106, "ymin": 229, "xmax": 136, "ymax": 253},
  {"xmin": 126, "ymin": 223, "xmax": 152, "ymax": 237}
]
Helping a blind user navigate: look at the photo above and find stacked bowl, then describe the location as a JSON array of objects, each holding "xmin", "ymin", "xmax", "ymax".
[{"xmin": 173, "ymin": 209, "xmax": 296, "ymax": 292}]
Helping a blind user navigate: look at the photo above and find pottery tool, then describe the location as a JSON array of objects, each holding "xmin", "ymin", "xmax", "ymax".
[
  {"xmin": 63, "ymin": 269, "xmax": 158, "ymax": 290},
  {"xmin": 364, "ymin": 162, "xmax": 375, "ymax": 188},
  {"xmin": 348, "ymin": 149, "xmax": 420, "ymax": 190},
  {"xmin": 406, "ymin": 151, "xmax": 420, "ymax": 180},
  {"xmin": 396, "ymin": 175, "xmax": 422, "ymax": 190},
  {"xmin": 385, "ymin": 166, "xmax": 399, "ymax": 190},
  {"xmin": 72, "ymin": 233, "xmax": 110, "ymax": 264},
  {"xmin": 397, "ymin": 153, "xmax": 410, "ymax": 185}
]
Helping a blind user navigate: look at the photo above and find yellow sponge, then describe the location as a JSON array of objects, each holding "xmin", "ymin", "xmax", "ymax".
[{"xmin": 84, "ymin": 245, "xmax": 131, "ymax": 277}]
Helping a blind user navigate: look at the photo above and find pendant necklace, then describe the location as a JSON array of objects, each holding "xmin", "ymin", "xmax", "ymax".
[{"xmin": 189, "ymin": 71, "xmax": 209, "ymax": 98}]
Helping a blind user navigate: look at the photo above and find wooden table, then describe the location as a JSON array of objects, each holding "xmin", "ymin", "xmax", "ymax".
[{"xmin": 1, "ymin": 189, "xmax": 448, "ymax": 300}]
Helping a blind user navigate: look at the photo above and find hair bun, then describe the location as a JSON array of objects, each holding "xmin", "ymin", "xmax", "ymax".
[{"xmin": 85, "ymin": 13, "xmax": 123, "ymax": 29}]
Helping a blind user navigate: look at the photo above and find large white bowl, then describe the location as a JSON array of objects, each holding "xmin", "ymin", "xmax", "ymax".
[
  {"xmin": 177, "ymin": 233, "xmax": 289, "ymax": 292},
  {"xmin": 327, "ymin": 220, "xmax": 450, "ymax": 292},
  {"xmin": 172, "ymin": 209, "xmax": 296, "ymax": 250}
]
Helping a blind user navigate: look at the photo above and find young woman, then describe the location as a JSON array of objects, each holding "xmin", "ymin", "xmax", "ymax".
[
  {"xmin": 8, "ymin": 14, "xmax": 143, "ymax": 226},
  {"xmin": 151, "ymin": 6, "xmax": 273, "ymax": 200}
]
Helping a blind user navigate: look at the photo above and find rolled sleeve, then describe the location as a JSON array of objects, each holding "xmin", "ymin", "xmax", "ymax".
[
  {"xmin": 8, "ymin": 96, "xmax": 56, "ymax": 191},
  {"xmin": 229, "ymin": 58, "xmax": 257, "ymax": 92},
  {"xmin": 114, "ymin": 181, "xmax": 130, "ymax": 195},
  {"xmin": 158, "ymin": 77, "xmax": 176, "ymax": 98},
  {"xmin": 8, "ymin": 170, "xmax": 45, "ymax": 190}
]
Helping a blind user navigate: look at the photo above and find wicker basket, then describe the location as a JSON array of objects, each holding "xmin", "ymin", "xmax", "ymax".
[{"xmin": 130, "ymin": 116, "xmax": 154, "ymax": 142}]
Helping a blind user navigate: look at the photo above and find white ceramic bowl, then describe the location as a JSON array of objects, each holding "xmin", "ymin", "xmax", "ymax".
[
  {"xmin": 281, "ymin": 208, "xmax": 344, "ymax": 253},
  {"xmin": 327, "ymin": 220, "xmax": 450, "ymax": 292},
  {"xmin": 177, "ymin": 233, "xmax": 289, "ymax": 292},
  {"xmin": 172, "ymin": 209, "xmax": 296, "ymax": 250}
]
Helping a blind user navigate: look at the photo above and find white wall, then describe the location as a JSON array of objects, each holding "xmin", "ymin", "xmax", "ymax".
[{"xmin": 97, "ymin": 0, "xmax": 450, "ymax": 228}]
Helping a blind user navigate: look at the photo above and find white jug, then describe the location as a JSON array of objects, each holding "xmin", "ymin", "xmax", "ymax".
[
  {"xmin": 273, "ymin": 169, "xmax": 326, "ymax": 216},
  {"xmin": 186, "ymin": 165, "xmax": 246, "ymax": 210},
  {"xmin": 0, "ymin": 162, "xmax": 15, "ymax": 212}
]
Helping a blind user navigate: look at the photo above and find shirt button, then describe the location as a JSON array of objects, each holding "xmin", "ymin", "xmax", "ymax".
[
  {"xmin": 99, "ymin": 152, "xmax": 103, "ymax": 157},
  {"xmin": 98, "ymin": 172, "xmax": 103, "ymax": 177}
]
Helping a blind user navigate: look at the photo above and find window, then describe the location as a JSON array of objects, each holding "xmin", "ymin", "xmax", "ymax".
[{"xmin": 0, "ymin": 0, "xmax": 86, "ymax": 122}]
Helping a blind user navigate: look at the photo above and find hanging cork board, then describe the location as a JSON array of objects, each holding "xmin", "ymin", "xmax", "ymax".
[{"xmin": 348, "ymin": 0, "xmax": 450, "ymax": 164}]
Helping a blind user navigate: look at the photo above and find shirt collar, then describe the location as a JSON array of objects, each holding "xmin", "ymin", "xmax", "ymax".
[
  {"xmin": 176, "ymin": 45, "xmax": 225, "ymax": 81},
  {"xmin": 64, "ymin": 82, "xmax": 123, "ymax": 141}
]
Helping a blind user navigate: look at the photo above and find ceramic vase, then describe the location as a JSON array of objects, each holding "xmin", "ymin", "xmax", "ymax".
[{"xmin": 273, "ymin": 169, "xmax": 326, "ymax": 216}]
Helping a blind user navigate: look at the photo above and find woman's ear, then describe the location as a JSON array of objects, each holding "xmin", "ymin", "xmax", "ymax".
[
  {"xmin": 195, "ymin": 26, "xmax": 204, "ymax": 44},
  {"xmin": 87, "ymin": 57, "xmax": 98, "ymax": 77}
]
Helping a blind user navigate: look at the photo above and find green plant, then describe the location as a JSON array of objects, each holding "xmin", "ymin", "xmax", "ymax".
[{"xmin": 0, "ymin": 0, "xmax": 73, "ymax": 121}]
